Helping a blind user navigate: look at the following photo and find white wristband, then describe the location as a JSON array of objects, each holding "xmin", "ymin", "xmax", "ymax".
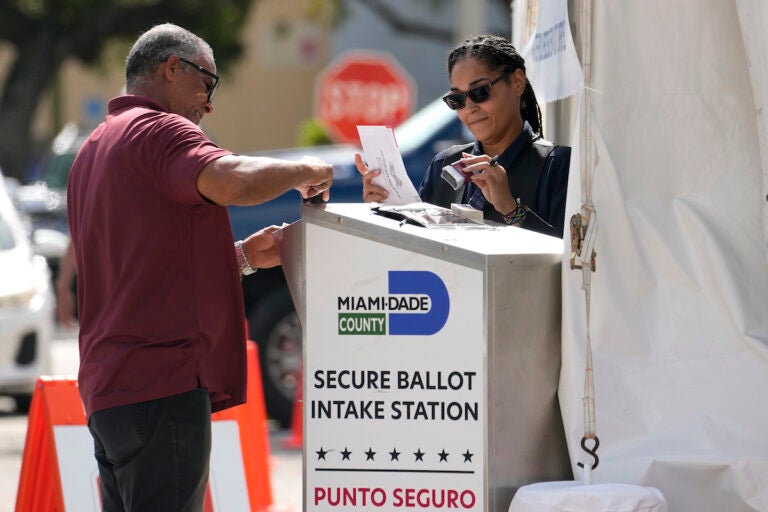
[{"xmin": 234, "ymin": 240, "xmax": 257, "ymax": 276}]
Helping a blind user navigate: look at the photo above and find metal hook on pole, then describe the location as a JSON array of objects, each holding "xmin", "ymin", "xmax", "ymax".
[{"xmin": 576, "ymin": 435, "xmax": 600, "ymax": 470}]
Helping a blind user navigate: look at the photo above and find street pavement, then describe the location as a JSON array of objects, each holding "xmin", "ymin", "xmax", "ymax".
[{"xmin": 0, "ymin": 329, "xmax": 303, "ymax": 512}]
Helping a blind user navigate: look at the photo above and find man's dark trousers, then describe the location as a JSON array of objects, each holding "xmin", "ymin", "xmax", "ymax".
[{"xmin": 87, "ymin": 387, "xmax": 212, "ymax": 512}]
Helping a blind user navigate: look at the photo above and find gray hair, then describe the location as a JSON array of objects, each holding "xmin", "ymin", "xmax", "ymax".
[{"xmin": 125, "ymin": 23, "xmax": 213, "ymax": 88}]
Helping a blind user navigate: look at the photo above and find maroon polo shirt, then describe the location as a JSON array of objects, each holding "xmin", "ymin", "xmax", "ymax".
[{"xmin": 68, "ymin": 95, "xmax": 246, "ymax": 417}]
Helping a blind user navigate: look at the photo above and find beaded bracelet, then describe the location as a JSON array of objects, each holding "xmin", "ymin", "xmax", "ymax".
[{"xmin": 502, "ymin": 199, "xmax": 527, "ymax": 225}]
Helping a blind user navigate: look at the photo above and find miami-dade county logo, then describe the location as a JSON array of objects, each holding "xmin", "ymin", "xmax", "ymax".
[{"xmin": 337, "ymin": 271, "xmax": 449, "ymax": 336}]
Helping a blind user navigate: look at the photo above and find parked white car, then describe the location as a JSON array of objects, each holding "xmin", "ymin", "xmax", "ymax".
[{"xmin": 0, "ymin": 173, "xmax": 54, "ymax": 412}]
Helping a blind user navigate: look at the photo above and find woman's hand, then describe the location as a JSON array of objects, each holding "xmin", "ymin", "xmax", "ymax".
[
  {"xmin": 355, "ymin": 153, "xmax": 389, "ymax": 203},
  {"xmin": 461, "ymin": 152, "xmax": 517, "ymax": 215}
]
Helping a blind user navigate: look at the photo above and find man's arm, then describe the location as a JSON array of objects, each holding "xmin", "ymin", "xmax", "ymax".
[
  {"xmin": 196, "ymin": 154, "xmax": 333, "ymax": 206},
  {"xmin": 55, "ymin": 241, "xmax": 77, "ymax": 327}
]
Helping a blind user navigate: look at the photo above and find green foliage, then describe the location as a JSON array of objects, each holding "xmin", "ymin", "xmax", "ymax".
[
  {"xmin": 0, "ymin": 0, "xmax": 259, "ymax": 72},
  {"xmin": 0, "ymin": 0, "xmax": 260, "ymax": 180},
  {"xmin": 295, "ymin": 118, "xmax": 332, "ymax": 147}
]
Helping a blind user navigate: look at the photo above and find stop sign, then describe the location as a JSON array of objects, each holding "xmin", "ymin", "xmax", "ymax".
[{"xmin": 316, "ymin": 51, "xmax": 416, "ymax": 144}]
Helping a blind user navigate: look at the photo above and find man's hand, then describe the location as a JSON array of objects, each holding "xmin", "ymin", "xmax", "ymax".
[
  {"xmin": 294, "ymin": 156, "xmax": 333, "ymax": 201},
  {"xmin": 355, "ymin": 153, "xmax": 389, "ymax": 203},
  {"xmin": 242, "ymin": 226, "xmax": 282, "ymax": 269}
]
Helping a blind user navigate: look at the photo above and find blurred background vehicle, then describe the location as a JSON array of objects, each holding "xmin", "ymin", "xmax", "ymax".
[
  {"xmin": 0, "ymin": 172, "xmax": 54, "ymax": 413},
  {"xmin": 12, "ymin": 123, "xmax": 86, "ymax": 286}
]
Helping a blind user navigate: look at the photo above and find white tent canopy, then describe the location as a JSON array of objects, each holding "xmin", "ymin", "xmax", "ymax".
[{"xmin": 523, "ymin": 1, "xmax": 768, "ymax": 510}]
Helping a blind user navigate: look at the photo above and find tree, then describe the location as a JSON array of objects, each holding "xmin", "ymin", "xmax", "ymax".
[{"xmin": 0, "ymin": 0, "xmax": 257, "ymax": 181}]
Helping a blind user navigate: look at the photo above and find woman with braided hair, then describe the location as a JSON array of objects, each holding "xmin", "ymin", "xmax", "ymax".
[{"xmin": 356, "ymin": 34, "xmax": 570, "ymax": 238}]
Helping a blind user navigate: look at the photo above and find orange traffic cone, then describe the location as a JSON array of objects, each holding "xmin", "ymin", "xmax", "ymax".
[
  {"xmin": 211, "ymin": 339, "xmax": 274, "ymax": 510},
  {"xmin": 281, "ymin": 364, "xmax": 303, "ymax": 449}
]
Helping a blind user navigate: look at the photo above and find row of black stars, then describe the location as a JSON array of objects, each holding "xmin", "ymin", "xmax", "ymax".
[{"xmin": 315, "ymin": 446, "xmax": 474, "ymax": 463}]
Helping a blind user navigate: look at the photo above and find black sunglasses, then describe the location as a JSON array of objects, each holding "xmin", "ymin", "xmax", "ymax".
[
  {"xmin": 442, "ymin": 71, "xmax": 510, "ymax": 111},
  {"xmin": 179, "ymin": 57, "xmax": 220, "ymax": 104}
]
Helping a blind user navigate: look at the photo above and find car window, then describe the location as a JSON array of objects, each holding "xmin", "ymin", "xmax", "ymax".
[{"xmin": 0, "ymin": 212, "xmax": 17, "ymax": 250}]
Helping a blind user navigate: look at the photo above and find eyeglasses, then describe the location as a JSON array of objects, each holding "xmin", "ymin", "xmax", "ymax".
[
  {"xmin": 179, "ymin": 57, "xmax": 220, "ymax": 104},
  {"xmin": 442, "ymin": 71, "xmax": 510, "ymax": 111}
]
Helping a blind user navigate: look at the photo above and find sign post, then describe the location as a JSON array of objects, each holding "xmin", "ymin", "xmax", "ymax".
[{"xmin": 315, "ymin": 51, "xmax": 416, "ymax": 144}]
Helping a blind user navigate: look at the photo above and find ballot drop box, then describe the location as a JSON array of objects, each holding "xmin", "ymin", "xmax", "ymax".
[{"xmin": 278, "ymin": 203, "xmax": 572, "ymax": 512}]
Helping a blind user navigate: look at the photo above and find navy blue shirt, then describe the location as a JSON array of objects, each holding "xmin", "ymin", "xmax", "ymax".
[{"xmin": 418, "ymin": 123, "xmax": 570, "ymax": 238}]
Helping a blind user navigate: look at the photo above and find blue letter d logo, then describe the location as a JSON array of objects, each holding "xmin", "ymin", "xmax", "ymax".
[{"xmin": 388, "ymin": 271, "xmax": 449, "ymax": 335}]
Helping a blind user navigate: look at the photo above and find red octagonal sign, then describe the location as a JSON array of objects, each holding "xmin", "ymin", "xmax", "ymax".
[{"xmin": 316, "ymin": 51, "xmax": 416, "ymax": 144}]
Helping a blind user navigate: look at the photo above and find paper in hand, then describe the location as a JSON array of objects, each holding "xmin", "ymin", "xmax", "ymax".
[{"xmin": 357, "ymin": 125, "xmax": 420, "ymax": 205}]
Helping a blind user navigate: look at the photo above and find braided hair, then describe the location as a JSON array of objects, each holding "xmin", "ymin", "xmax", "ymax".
[{"xmin": 447, "ymin": 34, "xmax": 543, "ymax": 138}]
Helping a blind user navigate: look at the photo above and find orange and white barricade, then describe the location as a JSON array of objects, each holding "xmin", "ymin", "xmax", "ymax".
[{"xmin": 15, "ymin": 340, "xmax": 273, "ymax": 511}]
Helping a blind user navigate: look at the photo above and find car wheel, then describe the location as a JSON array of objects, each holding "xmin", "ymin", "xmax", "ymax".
[{"xmin": 248, "ymin": 288, "xmax": 302, "ymax": 429}]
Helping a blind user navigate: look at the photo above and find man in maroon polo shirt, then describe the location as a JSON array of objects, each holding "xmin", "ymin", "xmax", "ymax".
[{"xmin": 67, "ymin": 23, "xmax": 333, "ymax": 511}]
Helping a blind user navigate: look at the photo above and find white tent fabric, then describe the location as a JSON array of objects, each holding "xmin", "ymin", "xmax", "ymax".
[
  {"xmin": 736, "ymin": 0, "xmax": 768, "ymax": 263},
  {"xmin": 557, "ymin": 2, "xmax": 768, "ymax": 511},
  {"xmin": 509, "ymin": 481, "xmax": 667, "ymax": 512},
  {"xmin": 520, "ymin": 0, "xmax": 583, "ymax": 103}
]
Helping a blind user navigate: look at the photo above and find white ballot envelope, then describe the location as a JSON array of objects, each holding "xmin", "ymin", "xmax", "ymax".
[{"xmin": 357, "ymin": 125, "xmax": 421, "ymax": 205}]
